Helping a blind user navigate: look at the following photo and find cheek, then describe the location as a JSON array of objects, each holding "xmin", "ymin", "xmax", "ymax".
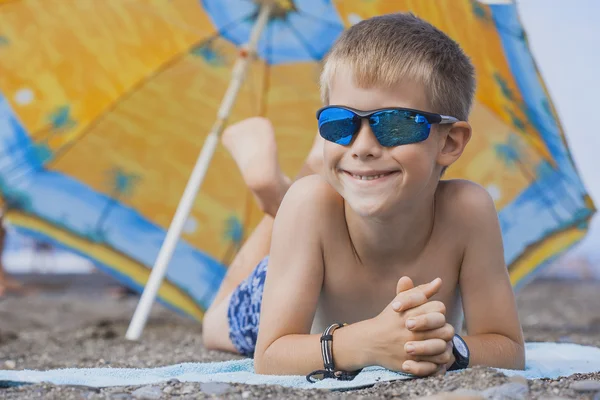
[
  {"xmin": 390, "ymin": 144, "xmax": 435, "ymax": 174},
  {"xmin": 323, "ymin": 142, "xmax": 343, "ymax": 166}
]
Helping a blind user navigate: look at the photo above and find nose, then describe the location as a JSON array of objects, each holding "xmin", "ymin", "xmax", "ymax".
[{"xmin": 351, "ymin": 119, "xmax": 383, "ymax": 160}]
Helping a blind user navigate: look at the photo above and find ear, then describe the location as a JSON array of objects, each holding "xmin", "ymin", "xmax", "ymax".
[{"xmin": 436, "ymin": 121, "xmax": 472, "ymax": 168}]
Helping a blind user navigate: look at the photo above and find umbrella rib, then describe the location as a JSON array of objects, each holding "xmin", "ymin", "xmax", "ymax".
[
  {"xmin": 494, "ymin": 22, "xmax": 527, "ymax": 40},
  {"xmin": 258, "ymin": 21, "xmax": 273, "ymax": 116},
  {"xmin": 6, "ymin": 12, "xmax": 256, "ymax": 177},
  {"xmin": 286, "ymin": 21, "xmax": 321, "ymax": 61},
  {"xmin": 294, "ymin": 9, "xmax": 346, "ymax": 31}
]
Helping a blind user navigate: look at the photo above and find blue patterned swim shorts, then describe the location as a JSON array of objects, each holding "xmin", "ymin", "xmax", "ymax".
[{"xmin": 227, "ymin": 255, "xmax": 269, "ymax": 357}]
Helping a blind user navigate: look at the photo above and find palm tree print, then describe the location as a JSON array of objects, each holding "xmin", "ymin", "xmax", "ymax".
[
  {"xmin": 31, "ymin": 105, "xmax": 76, "ymax": 141},
  {"xmin": 94, "ymin": 167, "xmax": 141, "ymax": 239},
  {"xmin": 221, "ymin": 215, "xmax": 244, "ymax": 266},
  {"xmin": 535, "ymin": 160, "xmax": 581, "ymax": 217},
  {"xmin": 0, "ymin": 106, "xmax": 78, "ymax": 173},
  {"xmin": 505, "ymin": 108, "xmax": 526, "ymax": 132},
  {"xmin": 191, "ymin": 42, "xmax": 226, "ymax": 67},
  {"xmin": 25, "ymin": 105, "xmax": 77, "ymax": 167},
  {"xmin": 48, "ymin": 106, "xmax": 76, "ymax": 131},
  {"xmin": 471, "ymin": 0, "xmax": 491, "ymax": 21},
  {"xmin": 494, "ymin": 134, "xmax": 563, "ymax": 223},
  {"xmin": 494, "ymin": 73, "xmax": 514, "ymax": 101}
]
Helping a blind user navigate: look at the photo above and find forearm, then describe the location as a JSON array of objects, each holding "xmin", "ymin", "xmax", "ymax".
[
  {"xmin": 255, "ymin": 321, "xmax": 372, "ymax": 375},
  {"xmin": 463, "ymin": 333, "xmax": 525, "ymax": 370}
]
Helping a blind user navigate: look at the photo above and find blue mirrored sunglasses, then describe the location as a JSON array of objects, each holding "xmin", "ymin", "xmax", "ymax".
[{"xmin": 316, "ymin": 106, "xmax": 459, "ymax": 147}]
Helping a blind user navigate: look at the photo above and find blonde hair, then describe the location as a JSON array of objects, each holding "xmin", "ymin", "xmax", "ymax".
[{"xmin": 320, "ymin": 13, "xmax": 476, "ymax": 121}]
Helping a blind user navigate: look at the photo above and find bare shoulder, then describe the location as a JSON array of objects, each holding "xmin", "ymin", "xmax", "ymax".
[
  {"xmin": 281, "ymin": 175, "xmax": 343, "ymax": 214},
  {"xmin": 276, "ymin": 175, "xmax": 344, "ymax": 231},
  {"xmin": 436, "ymin": 179, "xmax": 498, "ymax": 228}
]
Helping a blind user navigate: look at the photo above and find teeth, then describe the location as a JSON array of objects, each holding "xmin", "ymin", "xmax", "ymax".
[{"xmin": 351, "ymin": 173, "xmax": 387, "ymax": 180}]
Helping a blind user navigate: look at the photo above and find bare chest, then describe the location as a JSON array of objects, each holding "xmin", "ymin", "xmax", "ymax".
[{"xmin": 311, "ymin": 237, "xmax": 464, "ymax": 333}]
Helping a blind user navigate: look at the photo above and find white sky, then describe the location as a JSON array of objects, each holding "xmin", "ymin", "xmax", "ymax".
[{"xmin": 516, "ymin": 0, "xmax": 600, "ymax": 258}]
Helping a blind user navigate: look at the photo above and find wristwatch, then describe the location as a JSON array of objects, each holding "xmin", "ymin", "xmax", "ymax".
[{"xmin": 448, "ymin": 334, "xmax": 470, "ymax": 371}]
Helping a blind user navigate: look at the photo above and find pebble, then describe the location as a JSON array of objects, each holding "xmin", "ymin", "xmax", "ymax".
[
  {"xmin": 162, "ymin": 385, "xmax": 174, "ymax": 394},
  {"xmin": 508, "ymin": 375, "xmax": 528, "ymax": 386},
  {"xmin": 200, "ymin": 382, "xmax": 231, "ymax": 395},
  {"xmin": 417, "ymin": 390, "xmax": 484, "ymax": 400},
  {"xmin": 4, "ymin": 360, "xmax": 16, "ymax": 369},
  {"xmin": 166, "ymin": 378, "xmax": 180, "ymax": 385},
  {"xmin": 452, "ymin": 389, "xmax": 485, "ymax": 399},
  {"xmin": 131, "ymin": 385, "xmax": 163, "ymax": 400},
  {"xmin": 181, "ymin": 384, "xmax": 196, "ymax": 394},
  {"xmin": 481, "ymin": 381, "xmax": 529, "ymax": 400},
  {"xmin": 242, "ymin": 391, "xmax": 251, "ymax": 398},
  {"xmin": 571, "ymin": 380, "xmax": 600, "ymax": 392},
  {"xmin": 110, "ymin": 393, "xmax": 132, "ymax": 400},
  {"xmin": 110, "ymin": 394, "xmax": 132, "ymax": 400}
]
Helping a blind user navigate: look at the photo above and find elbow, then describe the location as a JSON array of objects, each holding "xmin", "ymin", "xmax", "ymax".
[
  {"xmin": 253, "ymin": 345, "xmax": 274, "ymax": 375},
  {"xmin": 254, "ymin": 358, "xmax": 268, "ymax": 375},
  {"xmin": 514, "ymin": 340, "xmax": 526, "ymax": 370},
  {"xmin": 254, "ymin": 341, "xmax": 288, "ymax": 375},
  {"xmin": 254, "ymin": 349, "xmax": 266, "ymax": 374},
  {"xmin": 253, "ymin": 352, "xmax": 273, "ymax": 375}
]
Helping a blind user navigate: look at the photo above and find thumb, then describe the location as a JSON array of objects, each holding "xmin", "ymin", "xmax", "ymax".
[
  {"xmin": 419, "ymin": 277, "xmax": 443, "ymax": 299},
  {"xmin": 396, "ymin": 276, "xmax": 414, "ymax": 295},
  {"xmin": 390, "ymin": 278, "xmax": 442, "ymax": 312}
]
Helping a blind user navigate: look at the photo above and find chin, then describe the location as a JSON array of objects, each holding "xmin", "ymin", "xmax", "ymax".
[{"xmin": 344, "ymin": 196, "xmax": 392, "ymax": 218}]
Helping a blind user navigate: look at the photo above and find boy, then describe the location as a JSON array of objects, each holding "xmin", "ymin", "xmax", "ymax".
[{"xmin": 203, "ymin": 13, "xmax": 525, "ymax": 378}]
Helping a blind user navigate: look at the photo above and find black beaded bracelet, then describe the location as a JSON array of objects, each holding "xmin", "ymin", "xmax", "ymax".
[{"xmin": 306, "ymin": 323, "xmax": 362, "ymax": 383}]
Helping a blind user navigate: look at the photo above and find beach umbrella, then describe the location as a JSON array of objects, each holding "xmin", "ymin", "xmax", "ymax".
[{"xmin": 0, "ymin": 0, "xmax": 594, "ymax": 339}]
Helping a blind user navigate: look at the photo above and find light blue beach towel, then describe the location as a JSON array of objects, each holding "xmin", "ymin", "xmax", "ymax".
[{"xmin": 1, "ymin": 343, "xmax": 599, "ymax": 391}]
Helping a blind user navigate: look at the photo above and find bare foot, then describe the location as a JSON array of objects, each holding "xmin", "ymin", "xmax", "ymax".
[{"xmin": 222, "ymin": 117, "xmax": 291, "ymax": 217}]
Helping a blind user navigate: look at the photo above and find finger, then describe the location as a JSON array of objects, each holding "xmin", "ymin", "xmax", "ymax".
[
  {"xmin": 417, "ymin": 277, "xmax": 442, "ymax": 299},
  {"xmin": 418, "ymin": 341, "xmax": 454, "ymax": 367},
  {"xmin": 396, "ymin": 276, "xmax": 414, "ymax": 295},
  {"xmin": 412, "ymin": 324, "xmax": 455, "ymax": 342},
  {"xmin": 402, "ymin": 360, "xmax": 439, "ymax": 377},
  {"xmin": 405, "ymin": 301, "xmax": 447, "ymax": 319},
  {"xmin": 391, "ymin": 279, "xmax": 442, "ymax": 311},
  {"xmin": 414, "ymin": 351, "xmax": 453, "ymax": 365},
  {"xmin": 405, "ymin": 338, "xmax": 447, "ymax": 357},
  {"xmin": 406, "ymin": 312, "xmax": 446, "ymax": 331}
]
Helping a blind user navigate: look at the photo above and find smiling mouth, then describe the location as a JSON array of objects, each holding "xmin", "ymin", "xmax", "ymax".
[{"xmin": 342, "ymin": 170, "xmax": 399, "ymax": 181}]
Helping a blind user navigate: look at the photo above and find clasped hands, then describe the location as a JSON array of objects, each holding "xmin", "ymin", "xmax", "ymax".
[{"xmin": 369, "ymin": 276, "xmax": 455, "ymax": 376}]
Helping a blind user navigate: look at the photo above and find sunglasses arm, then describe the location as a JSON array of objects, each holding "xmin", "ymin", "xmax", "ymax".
[{"xmin": 440, "ymin": 115, "xmax": 460, "ymax": 124}]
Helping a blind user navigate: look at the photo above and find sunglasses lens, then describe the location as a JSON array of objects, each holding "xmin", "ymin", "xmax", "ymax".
[
  {"xmin": 369, "ymin": 110, "xmax": 431, "ymax": 147},
  {"xmin": 318, "ymin": 107, "xmax": 360, "ymax": 145}
]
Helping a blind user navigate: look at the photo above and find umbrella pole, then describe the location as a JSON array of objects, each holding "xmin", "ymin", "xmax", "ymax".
[{"xmin": 125, "ymin": 2, "xmax": 274, "ymax": 341}]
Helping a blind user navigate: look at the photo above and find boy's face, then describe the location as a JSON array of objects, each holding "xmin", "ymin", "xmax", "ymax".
[{"xmin": 322, "ymin": 67, "xmax": 444, "ymax": 217}]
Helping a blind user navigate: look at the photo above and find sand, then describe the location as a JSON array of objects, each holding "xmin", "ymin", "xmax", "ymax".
[{"xmin": 1, "ymin": 273, "xmax": 599, "ymax": 399}]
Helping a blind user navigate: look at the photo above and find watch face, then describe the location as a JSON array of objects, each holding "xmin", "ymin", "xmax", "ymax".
[{"xmin": 453, "ymin": 336, "xmax": 468, "ymax": 357}]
